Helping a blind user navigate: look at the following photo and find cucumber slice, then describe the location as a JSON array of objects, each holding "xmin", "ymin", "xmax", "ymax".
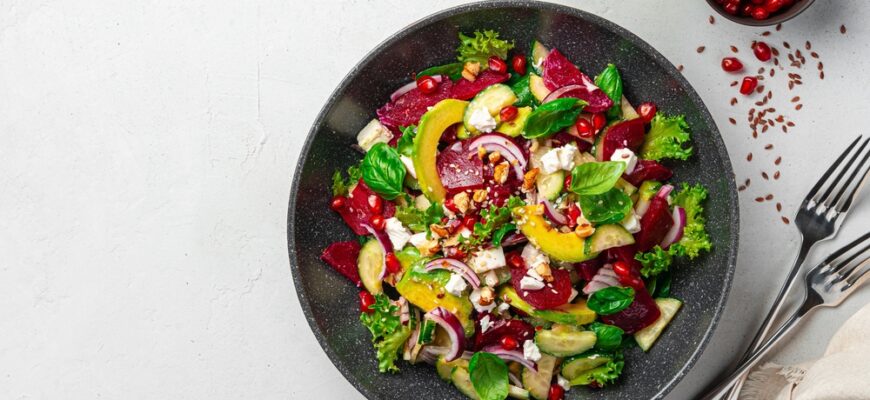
[
  {"xmin": 561, "ymin": 351, "xmax": 613, "ymax": 380},
  {"xmin": 358, "ymin": 239, "xmax": 384, "ymax": 294},
  {"xmin": 451, "ymin": 367, "xmax": 480, "ymax": 399},
  {"xmin": 568, "ymin": 365, "xmax": 610, "ymax": 386},
  {"xmin": 464, "ymin": 84, "xmax": 517, "ymax": 135},
  {"xmin": 497, "ymin": 106, "xmax": 532, "ymax": 137},
  {"xmin": 436, "ymin": 357, "xmax": 469, "ymax": 382},
  {"xmin": 536, "ymin": 170, "xmax": 565, "ymax": 201},
  {"xmin": 522, "ymin": 354, "xmax": 557, "ymax": 400},
  {"xmin": 593, "ymin": 130, "xmax": 605, "ymax": 161},
  {"xmin": 509, "ymin": 385, "xmax": 531, "ymax": 400},
  {"xmin": 615, "ymin": 178, "xmax": 637, "ymax": 196},
  {"xmin": 620, "ymin": 96, "xmax": 640, "ymax": 120},
  {"xmin": 638, "ymin": 180, "xmax": 662, "ymax": 202},
  {"xmin": 635, "ymin": 298, "xmax": 682, "ymax": 351},
  {"xmin": 588, "ymin": 224, "xmax": 635, "ymax": 253},
  {"xmin": 529, "ymin": 74, "xmax": 550, "ymax": 103},
  {"xmin": 530, "ymin": 40, "xmax": 549, "ymax": 74},
  {"xmin": 534, "ymin": 325, "xmax": 597, "ymax": 357}
]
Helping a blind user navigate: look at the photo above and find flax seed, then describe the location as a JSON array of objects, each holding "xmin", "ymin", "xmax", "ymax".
[
  {"xmin": 747, "ymin": 153, "xmax": 753, "ymax": 161},
  {"xmin": 817, "ymin": 62, "xmax": 823, "ymax": 70},
  {"xmin": 709, "ymin": 15, "xmax": 715, "ymax": 24},
  {"xmin": 776, "ymin": 202, "xmax": 782, "ymax": 212},
  {"xmin": 762, "ymin": 125, "xmax": 769, "ymax": 133},
  {"xmin": 774, "ymin": 171, "xmax": 781, "ymax": 180},
  {"xmin": 731, "ymin": 97, "xmax": 738, "ymax": 106},
  {"xmin": 731, "ymin": 80, "xmax": 739, "ymax": 87},
  {"xmin": 811, "ymin": 51, "xmax": 819, "ymax": 59},
  {"xmin": 729, "ymin": 117, "xmax": 737, "ymax": 125},
  {"xmin": 805, "ymin": 41, "xmax": 811, "ymax": 50},
  {"xmin": 776, "ymin": 23, "xmax": 782, "ymax": 31},
  {"xmin": 678, "ymin": 64, "xmax": 684, "ymax": 72},
  {"xmin": 762, "ymin": 31, "xmax": 771, "ymax": 36},
  {"xmin": 755, "ymin": 197, "xmax": 764, "ymax": 202},
  {"xmin": 795, "ymin": 104, "xmax": 803, "ymax": 110},
  {"xmin": 782, "ymin": 216, "xmax": 790, "ymax": 225},
  {"xmin": 731, "ymin": 45, "xmax": 739, "ymax": 53},
  {"xmin": 787, "ymin": 121, "xmax": 795, "ymax": 127},
  {"xmin": 791, "ymin": 96, "xmax": 800, "ymax": 103},
  {"xmin": 746, "ymin": 178, "xmax": 751, "ymax": 186},
  {"xmin": 783, "ymin": 41, "xmax": 791, "ymax": 49},
  {"xmin": 766, "ymin": 194, "xmax": 774, "ymax": 201},
  {"xmin": 770, "ymin": 69, "xmax": 775, "ymax": 77},
  {"xmin": 820, "ymin": 71, "xmax": 825, "ymax": 80},
  {"xmin": 840, "ymin": 24, "xmax": 847, "ymax": 34},
  {"xmin": 762, "ymin": 172, "xmax": 769, "ymax": 180},
  {"xmin": 738, "ymin": 185, "xmax": 746, "ymax": 191},
  {"xmin": 772, "ymin": 47, "xmax": 780, "ymax": 56},
  {"xmin": 782, "ymin": 126, "xmax": 788, "ymax": 133},
  {"xmin": 765, "ymin": 144, "xmax": 773, "ymax": 150}
]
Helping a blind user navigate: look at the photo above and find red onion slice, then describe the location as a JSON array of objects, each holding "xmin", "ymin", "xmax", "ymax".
[
  {"xmin": 540, "ymin": 199, "xmax": 568, "ymax": 225},
  {"xmin": 481, "ymin": 345, "xmax": 537, "ymax": 372},
  {"xmin": 424, "ymin": 258, "xmax": 480, "ymax": 289},
  {"xmin": 655, "ymin": 184, "xmax": 674, "ymax": 200},
  {"xmin": 426, "ymin": 307, "xmax": 466, "ymax": 362},
  {"xmin": 389, "ymin": 75, "xmax": 443, "ymax": 102},
  {"xmin": 583, "ymin": 264, "xmax": 620, "ymax": 295},
  {"xmin": 467, "ymin": 134, "xmax": 527, "ymax": 180},
  {"xmin": 500, "ymin": 232, "xmax": 528, "ymax": 247},
  {"xmin": 661, "ymin": 206, "xmax": 687, "ymax": 249},
  {"xmin": 541, "ymin": 84, "xmax": 584, "ymax": 104},
  {"xmin": 509, "ymin": 372, "xmax": 522, "ymax": 387},
  {"xmin": 361, "ymin": 223, "xmax": 393, "ymax": 280}
]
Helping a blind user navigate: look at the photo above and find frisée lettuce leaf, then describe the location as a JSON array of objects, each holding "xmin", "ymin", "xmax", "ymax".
[
  {"xmin": 639, "ymin": 113, "xmax": 693, "ymax": 161},
  {"xmin": 457, "ymin": 30, "xmax": 515, "ymax": 67}
]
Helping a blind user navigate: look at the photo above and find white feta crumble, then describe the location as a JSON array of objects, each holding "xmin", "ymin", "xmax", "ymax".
[
  {"xmin": 356, "ymin": 119, "xmax": 393, "ymax": 152},
  {"xmin": 523, "ymin": 339, "xmax": 542, "ymax": 362},
  {"xmin": 621, "ymin": 211, "xmax": 641, "ymax": 234},
  {"xmin": 610, "ymin": 148, "xmax": 638, "ymax": 174},
  {"xmin": 520, "ymin": 275, "xmax": 546, "ymax": 291},
  {"xmin": 521, "ymin": 243, "xmax": 550, "ymax": 270},
  {"xmin": 480, "ymin": 314, "xmax": 492, "ymax": 333},
  {"xmin": 468, "ymin": 246, "xmax": 506, "ymax": 273},
  {"xmin": 384, "ymin": 217, "xmax": 412, "ymax": 250},
  {"xmin": 470, "ymin": 288, "xmax": 497, "ymax": 313},
  {"xmin": 444, "ymin": 273, "xmax": 468, "ymax": 297},
  {"xmin": 468, "ymin": 106, "xmax": 497, "ymax": 133},
  {"xmin": 483, "ymin": 270, "xmax": 499, "ymax": 287},
  {"xmin": 557, "ymin": 375, "xmax": 571, "ymax": 391},
  {"xmin": 409, "ymin": 232, "xmax": 438, "ymax": 255},
  {"xmin": 567, "ymin": 288, "xmax": 579, "ymax": 303},
  {"xmin": 540, "ymin": 143, "xmax": 578, "ymax": 174},
  {"xmin": 496, "ymin": 302, "xmax": 511, "ymax": 313},
  {"xmin": 400, "ymin": 155, "xmax": 417, "ymax": 179}
]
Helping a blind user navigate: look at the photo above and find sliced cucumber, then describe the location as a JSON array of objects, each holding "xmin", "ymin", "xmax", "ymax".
[
  {"xmin": 509, "ymin": 385, "xmax": 531, "ymax": 400},
  {"xmin": 451, "ymin": 367, "xmax": 480, "ymax": 399},
  {"xmin": 530, "ymin": 40, "xmax": 550, "ymax": 74},
  {"xmin": 561, "ymin": 351, "xmax": 614, "ymax": 380},
  {"xmin": 587, "ymin": 224, "xmax": 635, "ymax": 253},
  {"xmin": 534, "ymin": 325, "xmax": 597, "ymax": 357},
  {"xmin": 529, "ymin": 74, "xmax": 551, "ymax": 103},
  {"xmin": 536, "ymin": 170, "xmax": 565, "ymax": 201},
  {"xmin": 592, "ymin": 130, "xmax": 605, "ymax": 161},
  {"xmin": 497, "ymin": 106, "xmax": 532, "ymax": 137},
  {"xmin": 638, "ymin": 180, "xmax": 662, "ymax": 202},
  {"xmin": 568, "ymin": 365, "xmax": 610, "ymax": 386},
  {"xmin": 620, "ymin": 95, "xmax": 640, "ymax": 120},
  {"xmin": 437, "ymin": 357, "xmax": 469, "ymax": 382},
  {"xmin": 522, "ymin": 354, "xmax": 557, "ymax": 400},
  {"xmin": 463, "ymin": 84, "xmax": 517, "ymax": 135},
  {"xmin": 358, "ymin": 239, "xmax": 384, "ymax": 294},
  {"xmin": 635, "ymin": 298, "xmax": 682, "ymax": 351},
  {"xmin": 615, "ymin": 178, "xmax": 637, "ymax": 196}
]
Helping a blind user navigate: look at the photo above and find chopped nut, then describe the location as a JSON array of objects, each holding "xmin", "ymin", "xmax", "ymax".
[
  {"xmin": 558, "ymin": 226, "xmax": 572, "ymax": 233},
  {"xmin": 462, "ymin": 61, "xmax": 481, "ymax": 81},
  {"xmin": 574, "ymin": 224, "xmax": 595, "ymax": 238},
  {"xmin": 453, "ymin": 192, "xmax": 470, "ymax": 214},
  {"xmin": 473, "ymin": 189, "xmax": 488, "ymax": 203},
  {"xmin": 529, "ymin": 139, "xmax": 540, "ymax": 153},
  {"xmin": 493, "ymin": 162, "xmax": 510, "ymax": 184},
  {"xmin": 488, "ymin": 151, "xmax": 502, "ymax": 164},
  {"xmin": 430, "ymin": 223, "xmax": 449, "ymax": 239},
  {"xmin": 522, "ymin": 168, "xmax": 540, "ymax": 191},
  {"xmin": 479, "ymin": 287, "xmax": 495, "ymax": 305},
  {"xmin": 535, "ymin": 263, "xmax": 554, "ymax": 282},
  {"xmin": 477, "ymin": 145, "xmax": 487, "ymax": 160}
]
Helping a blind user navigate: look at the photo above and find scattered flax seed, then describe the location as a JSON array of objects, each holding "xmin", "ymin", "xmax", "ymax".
[
  {"xmin": 817, "ymin": 62, "xmax": 823, "ymax": 70},
  {"xmin": 787, "ymin": 121, "xmax": 795, "ymax": 127},
  {"xmin": 772, "ymin": 47, "xmax": 780, "ymax": 56},
  {"xmin": 776, "ymin": 23, "xmax": 782, "ymax": 31},
  {"xmin": 738, "ymin": 185, "xmax": 747, "ymax": 192},
  {"xmin": 730, "ymin": 45, "xmax": 739, "ymax": 53},
  {"xmin": 791, "ymin": 96, "xmax": 800, "ymax": 103},
  {"xmin": 765, "ymin": 144, "xmax": 774, "ymax": 150},
  {"xmin": 811, "ymin": 51, "xmax": 819, "ymax": 59},
  {"xmin": 762, "ymin": 31, "xmax": 771, "ymax": 36},
  {"xmin": 731, "ymin": 80, "xmax": 739, "ymax": 87},
  {"xmin": 729, "ymin": 117, "xmax": 737, "ymax": 125},
  {"xmin": 678, "ymin": 64, "xmax": 684, "ymax": 72},
  {"xmin": 782, "ymin": 125, "xmax": 788, "ymax": 133},
  {"xmin": 756, "ymin": 85, "xmax": 765, "ymax": 94},
  {"xmin": 762, "ymin": 125, "xmax": 769, "ymax": 133},
  {"xmin": 747, "ymin": 153, "xmax": 753, "ymax": 161},
  {"xmin": 776, "ymin": 115, "xmax": 784, "ymax": 122},
  {"xmin": 805, "ymin": 41, "xmax": 812, "ymax": 50},
  {"xmin": 766, "ymin": 194, "xmax": 774, "ymax": 201},
  {"xmin": 758, "ymin": 67, "xmax": 766, "ymax": 74},
  {"xmin": 782, "ymin": 216, "xmax": 790, "ymax": 225},
  {"xmin": 697, "ymin": 46, "xmax": 706, "ymax": 53},
  {"xmin": 731, "ymin": 97, "xmax": 738, "ymax": 106},
  {"xmin": 767, "ymin": 91, "xmax": 773, "ymax": 100},
  {"xmin": 755, "ymin": 197, "xmax": 765, "ymax": 202},
  {"xmin": 746, "ymin": 178, "xmax": 751, "ymax": 186},
  {"xmin": 795, "ymin": 104, "xmax": 803, "ymax": 110},
  {"xmin": 774, "ymin": 58, "xmax": 780, "ymax": 66},
  {"xmin": 783, "ymin": 41, "xmax": 791, "ymax": 49},
  {"xmin": 840, "ymin": 24, "xmax": 847, "ymax": 34},
  {"xmin": 753, "ymin": 131, "xmax": 758, "ymax": 138},
  {"xmin": 762, "ymin": 172, "xmax": 770, "ymax": 180},
  {"xmin": 709, "ymin": 15, "xmax": 715, "ymax": 24},
  {"xmin": 776, "ymin": 202, "xmax": 782, "ymax": 212},
  {"xmin": 774, "ymin": 171, "xmax": 781, "ymax": 180},
  {"xmin": 820, "ymin": 71, "xmax": 825, "ymax": 80},
  {"xmin": 770, "ymin": 69, "xmax": 775, "ymax": 77}
]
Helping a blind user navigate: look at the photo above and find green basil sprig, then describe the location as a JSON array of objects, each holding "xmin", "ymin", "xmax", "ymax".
[
  {"xmin": 588, "ymin": 286, "xmax": 635, "ymax": 315},
  {"xmin": 510, "ymin": 74, "xmax": 535, "ymax": 107},
  {"xmin": 569, "ymin": 161, "xmax": 627, "ymax": 196},
  {"xmin": 522, "ymin": 97, "xmax": 584, "ymax": 138},
  {"xmin": 588, "ymin": 322, "xmax": 625, "ymax": 351},
  {"xmin": 595, "ymin": 63, "xmax": 623, "ymax": 119},
  {"xmin": 361, "ymin": 142, "xmax": 406, "ymax": 200},
  {"xmin": 469, "ymin": 352, "xmax": 509, "ymax": 400},
  {"xmin": 396, "ymin": 125, "xmax": 416, "ymax": 157},
  {"xmin": 579, "ymin": 188, "xmax": 633, "ymax": 225},
  {"xmin": 416, "ymin": 62, "xmax": 464, "ymax": 81}
]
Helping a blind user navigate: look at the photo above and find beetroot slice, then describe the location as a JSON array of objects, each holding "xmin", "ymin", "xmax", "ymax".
[
  {"xmin": 474, "ymin": 316, "xmax": 535, "ymax": 350},
  {"xmin": 336, "ymin": 181, "xmax": 396, "ymax": 235},
  {"xmin": 635, "ymin": 196, "xmax": 673, "ymax": 252},
  {"xmin": 320, "ymin": 241, "xmax": 362, "ymax": 286},
  {"xmin": 550, "ymin": 131, "xmax": 592, "ymax": 153},
  {"xmin": 510, "ymin": 265, "xmax": 574, "ymax": 310},
  {"xmin": 377, "ymin": 79, "xmax": 455, "ymax": 128},
  {"xmin": 606, "ymin": 244, "xmax": 643, "ymax": 277},
  {"xmin": 541, "ymin": 49, "xmax": 613, "ymax": 113},
  {"xmin": 437, "ymin": 144, "xmax": 485, "ymax": 193},
  {"xmin": 600, "ymin": 286, "xmax": 661, "ymax": 334},
  {"xmin": 624, "ymin": 160, "xmax": 673, "ymax": 186},
  {"xmin": 450, "ymin": 70, "xmax": 511, "ymax": 100},
  {"xmin": 600, "ymin": 118, "xmax": 646, "ymax": 161},
  {"xmin": 574, "ymin": 256, "xmax": 604, "ymax": 282}
]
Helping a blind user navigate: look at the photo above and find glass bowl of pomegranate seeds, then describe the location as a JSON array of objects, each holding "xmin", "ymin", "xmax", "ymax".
[{"xmin": 707, "ymin": 0, "xmax": 816, "ymax": 26}]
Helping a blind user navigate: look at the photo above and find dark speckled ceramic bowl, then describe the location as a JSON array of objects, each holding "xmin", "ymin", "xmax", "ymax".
[{"xmin": 288, "ymin": 2, "xmax": 738, "ymax": 399}]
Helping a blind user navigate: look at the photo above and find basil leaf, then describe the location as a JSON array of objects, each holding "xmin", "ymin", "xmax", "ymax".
[
  {"xmin": 361, "ymin": 142, "xmax": 406, "ymax": 200},
  {"xmin": 652, "ymin": 272, "xmax": 672, "ymax": 298},
  {"xmin": 396, "ymin": 125, "xmax": 416, "ymax": 157},
  {"xmin": 587, "ymin": 286, "xmax": 635, "ymax": 315},
  {"xmin": 417, "ymin": 62, "xmax": 464, "ymax": 81},
  {"xmin": 569, "ymin": 161, "xmax": 627, "ymax": 196},
  {"xmin": 522, "ymin": 98, "xmax": 583, "ymax": 138},
  {"xmin": 588, "ymin": 322, "xmax": 624, "ymax": 351},
  {"xmin": 595, "ymin": 63, "xmax": 623, "ymax": 119},
  {"xmin": 510, "ymin": 74, "xmax": 535, "ymax": 107},
  {"xmin": 469, "ymin": 352, "xmax": 509, "ymax": 400},
  {"xmin": 579, "ymin": 188, "xmax": 633, "ymax": 225},
  {"xmin": 491, "ymin": 223, "xmax": 516, "ymax": 247}
]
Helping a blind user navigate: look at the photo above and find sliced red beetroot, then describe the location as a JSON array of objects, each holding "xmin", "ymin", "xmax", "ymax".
[
  {"xmin": 624, "ymin": 160, "xmax": 674, "ymax": 186},
  {"xmin": 607, "ymin": 244, "xmax": 643, "ymax": 276},
  {"xmin": 474, "ymin": 316, "xmax": 535, "ymax": 350},
  {"xmin": 335, "ymin": 181, "xmax": 396, "ymax": 235},
  {"xmin": 377, "ymin": 79, "xmax": 455, "ymax": 128},
  {"xmin": 601, "ymin": 286, "xmax": 661, "ymax": 334},
  {"xmin": 550, "ymin": 131, "xmax": 592, "ymax": 153},
  {"xmin": 541, "ymin": 49, "xmax": 613, "ymax": 113},
  {"xmin": 510, "ymin": 265, "xmax": 574, "ymax": 310},
  {"xmin": 600, "ymin": 118, "xmax": 646, "ymax": 161},
  {"xmin": 574, "ymin": 257, "xmax": 604, "ymax": 282},
  {"xmin": 320, "ymin": 241, "xmax": 362, "ymax": 286},
  {"xmin": 450, "ymin": 70, "xmax": 511, "ymax": 100},
  {"xmin": 437, "ymin": 145, "xmax": 485, "ymax": 193},
  {"xmin": 635, "ymin": 196, "xmax": 673, "ymax": 252}
]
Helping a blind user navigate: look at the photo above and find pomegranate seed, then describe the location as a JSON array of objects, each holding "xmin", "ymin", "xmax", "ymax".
[
  {"xmin": 488, "ymin": 56, "xmax": 508, "ymax": 74},
  {"xmin": 330, "ymin": 196, "xmax": 345, "ymax": 210},
  {"xmin": 444, "ymin": 197, "xmax": 459, "ymax": 213},
  {"xmin": 499, "ymin": 105, "xmax": 518, "ymax": 122},
  {"xmin": 721, "ymin": 57, "xmax": 744, "ymax": 72},
  {"xmin": 462, "ymin": 215, "xmax": 478, "ymax": 231},
  {"xmin": 739, "ymin": 76, "xmax": 758, "ymax": 95},
  {"xmin": 359, "ymin": 290, "xmax": 375, "ymax": 313},
  {"xmin": 368, "ymin": 195, "xmax": 382, "ymax": 214},
  {"xmin": 753, "ymin": 42, "xmax": 772, "ymax": 62},
  {"xmin": 592, "ymin": 113, "xmax": 607, "ymax": 131},
  {"xmin": 511, "ymin": 54, "xmax": 527, "ymax": 75},
  {"xmin": 566, "ymin": 204, "xmax": 581, "ymax": 227},
  {"xmin": 385, "ymin": 252, "xmax": 402, "ymax": 274},
  {"xmin": 416, "ymin": 75, "xmax": 438, "ymax": 94},
  {"xmin": 508, "ymin": 253, "xmax": 524, "ymax": 269},
  {"xmin": 370, "ymin": 214, "xmax": 386, "ymax": 230},
  {"xmin": 740, "ymin": 3, "xmax": 754, "ymax": 16},
  {"xmin": 751, "ymin": 6, "xmax": 770, "ymax": 20},
  {"xmin": 637, "ymin": 102, "xmax": 657, "ymax": 124},
  {"xmin": 612, "ymin": 261, "xmax": 631, "ymax": 278},
  {"xmin": 499, "ymin": 335, "xmax": 518, "ymax": 350},
  {"xmin": 564, "ymin": 175, "xmax": 573, "ymax": 191},
  {"xmin": 765, "ymin": 0, "xmax": 784, "ymax": 12},
  {"xmin": 446, "ymin": 247, "xmax": 466, "ymax": 260},
  {"xmin": 722, "ymin": 0, "xmax": 739, "ymax": 14},
  {"xmin": 575, "ymin": 118, "xmax": 594, "ymax": 138},
  {"xmin": 548, "ymin": 384, "xmax": 565, "ymax": 400}
]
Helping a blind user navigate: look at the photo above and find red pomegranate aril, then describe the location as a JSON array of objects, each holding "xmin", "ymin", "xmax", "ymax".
[
  {"xmin": 488, "ymin": 56, "xmax": 508, "ymax": 74},
  {"xmin": 359, "ymin": 290, "xmax": 375, "ymax": 313},
  {"xmin": 721, "ymin": 57, "xmax": 744, "ymax": 72},
  {"xmin": 723, "ymin": 1, "xmax": 740, "ymax": 14},
  {"xmin": 511, "ymin": 54, "xmax": 527, "ymax": 75},
  {"xmin": 564, "ymin": 175, "xmax": 573, "ymax": 191},
  {"xmin": 370, "ymin": 214, "xmax": 386, "ymax": 230},
  {"xmin": 575, "ymin": 118, "xmax": 594, "ymax": 138},
  {"xmin": 499, "ymin": 335, "xmax": 518, "ymax": 350},
  {"xmin": 499, "ymin": 105, "xmax": 518, "ymax": 122},
  {"xmin": 385, "ymin": 252, "xmax": 402, "ymax": 274},
  {"xmin": 509, "ymin": 253, "xmax": 524, "ymax": 269},
  {"xmin": 416, "ymin": 75, "xmax": 439, "ymax": 94},
  {"xmin": 612, "ymin": 261, "xmax": 631, "ymax": 278},
  {"xmin": 567, "ymin": 204, "xmax": 581, "ymax": 227},
  {"xmin": 368, "ymin": 195, "xmax": 382, "ymax": 214},
  {"xmin": 740, "ymin": 3, "xmax": 754, "ymax": 16},
  {"xmin": 592, "ymin": 113, "xmax": 607, "ymax": 131},
  {"xmin": 740, "ymin": 76, "xmax": 758, "ymax": 95},
  {"xmin": 765, "ymin": 0, "xmax": 784, "ymax": 12},
  {"xmin": 753, "ymin": 41, "xmax": 772, "ymax": 62},
  {"xmin": 462, "ymin": 215, "xmax": 478, "ymax": 231},
  {"xmin": 548, "ymin": 384, "xmax": 565, "ymax": 400},
  {"xmin": 751, "ymin": 6, "xmax": 770, "ymax": 20},
  {"xmin": 637, "ymin": 102, "xmax": 657, "ymax": 124},
  {"xmin": 330, "ymin": 196, "xmax": 345, "ymax": 211},
  {"xmin": 444, "ymin": 197, "xmax": 459, "ymax": 213}
]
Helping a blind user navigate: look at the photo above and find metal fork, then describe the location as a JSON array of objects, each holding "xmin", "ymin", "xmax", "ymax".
[
  {"xmin": 722, "ymin": 135, "xmax": 870, "ymax": 399},
  {"xmin": 703, "ymin": 231, "xmax": 870, "ymax": 399}
]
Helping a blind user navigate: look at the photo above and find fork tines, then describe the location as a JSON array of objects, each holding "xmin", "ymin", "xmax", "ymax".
[
  {"xmin": 819, "ymin": 231, "xmax": 870, "ymax": 288},
  {"xmin": 805, "ymin": 136, "xmax": 870, "ymax": 214}
]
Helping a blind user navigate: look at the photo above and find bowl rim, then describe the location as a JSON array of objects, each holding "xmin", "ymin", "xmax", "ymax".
[{"xmin": 287, "ymin": 1, "xmax": 739, "ymax": 398}]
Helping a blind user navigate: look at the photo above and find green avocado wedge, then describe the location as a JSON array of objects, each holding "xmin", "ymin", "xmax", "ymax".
[{"xmin": 413, "ymin": 99, "xmax": 469, "ymax": 202}]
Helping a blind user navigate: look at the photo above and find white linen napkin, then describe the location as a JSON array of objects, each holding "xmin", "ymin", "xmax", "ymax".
[{"xmin": 739, "ymin": 302, "xmax": 870, "ymax": 400}]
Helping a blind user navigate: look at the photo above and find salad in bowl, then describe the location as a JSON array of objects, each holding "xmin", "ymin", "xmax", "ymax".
[{"xmin": 319, "ymin": 30, "xmax": 712, "ymax": 400}]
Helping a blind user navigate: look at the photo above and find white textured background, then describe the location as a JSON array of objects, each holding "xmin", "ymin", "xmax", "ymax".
[{"xmin": 1, "ymin": 1, "xmax": 868, "ymax": 399}]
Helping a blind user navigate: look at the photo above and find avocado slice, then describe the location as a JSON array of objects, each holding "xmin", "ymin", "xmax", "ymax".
[
  {"xmin": 396, "ymin": 265, "xmax": 475, "ymax": 336},
  {"xmin": 529, "ymin": 74, "xmax": 550, "ymax": 103},
  {"xmin": 497, "ymin": 106, "xmax": 532, "ymax": 137},
  {"xmin": 412, "ymin": 99, "xmax": 468, "ymax": 202},
  {"xmin": 499, "ymin": 287, "xmax": 596, "ymax": 326},
  {"xmin": 513, "ymin": 205, "xmax": 599, "ymax": 262}
]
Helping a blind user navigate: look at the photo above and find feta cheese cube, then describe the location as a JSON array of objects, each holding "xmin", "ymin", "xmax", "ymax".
[
  {"xmin": 468, "ymin": 246, "xmax": 506, "ymax": 273},
  {"xmin": 480, "ymin": 315, "xmax": 492, "ymax": 333},
  {"xmin": 384, "ymin": 218, "xmax": 412, "ymax": 250},
  {"xmin": 520, "ymin": 275, "xmax": 545, "ymax": 291},
  {"xmin": 523, "ymin": 340, "xmax": 542, "ymax": 362},
  {"xmin": 610, "ymin": 148, "xmax": 638, "ymax": 174},
  {"xmin": 521, "ymin": 244, "xmax": 550, "ymax": 270},
  {"xmin": 444, "ymin": 273, "xmax": 468, "ymax": 297},
  {"xmin": 496, "ymin": 302, "xmax": 511, "ymax": 313},
  {"xmin": 400, "ymin": 155, "xmax": 417, "ymax": 179},
  {"xmin": 557, "ymin": 375, "xmax": 571, "ymax": 391},
  {"xmin": 540, "ymin": 144, "xmax": 578, "ymax": 174},
  {"xmin": 483, "ymin": 271, "xmax": 500, "ymax": 287},
  {"xmin": 621, "ymin": 211, "xmax": 641, "ymax": 234},
  {"xmin": 470, "ymin": 288, "xmax": 497, "ymax": 313},
  {"xmin": 409, "ymin": 232, "xmax": 438, "ymax": 256},
  {"xmin": 468, "ymin": 106, "xmax": 497, "ymax": 133},
  {"xmin": 356, "ymin": 119, "xmax": 393, "ymax": 152}
]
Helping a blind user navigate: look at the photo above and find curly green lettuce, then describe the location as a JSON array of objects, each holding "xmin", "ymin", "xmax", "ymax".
[
  {"xmin": 457, "ymin": 30, "xmax": 514, "ymax": 67},
  {"xmin": 462, "ymin": 196, "xmax": 525, "ymax": 249},
  {"xmin": 639, "ymin": 113, "xmax": 693, "ymax": 161},
  {"xmin": 359, "ymin": 294, "xmax": 409, "ymax": 373},
  {"xmin": 585, "ymin": 351, "xmax": 625, "ymax": 387},
  {"xmin": 331, "ymin": 162, "xmax": 362, "ymax": 197},
  {"xmin": 395, "ymin": 201, "xmax": 444, "ymax": 233}
]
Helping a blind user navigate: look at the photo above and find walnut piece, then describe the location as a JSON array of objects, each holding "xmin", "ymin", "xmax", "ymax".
[
  {"xmin": 493, "ymin": 162, "xmax": 510, "ymax": 184},
  {"xmin": 523, "ymin": 168, "xmax": 540, "ymax": 191}
]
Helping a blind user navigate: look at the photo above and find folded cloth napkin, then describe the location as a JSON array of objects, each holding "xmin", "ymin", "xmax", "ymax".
[{"xmin": 739, "ymin": 302, "xmax": 870, "ymax": 400}]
